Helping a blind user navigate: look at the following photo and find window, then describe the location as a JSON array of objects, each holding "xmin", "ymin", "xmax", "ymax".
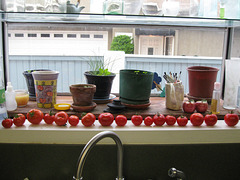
[
  {"xmin": 54, "ymin": 34, "xmax": 63, "ymax": 38},
  {"xmin": 41, "ymin": 34, "xmax": 50, "ymax": 37},
  {"xmin": 7, "ymin": 24, "xmax": 225, "ymax": 95},
  {"xmin": 81, "ymin": 34, "xmax": 90, "ymax": 38},
  {"xmin": 148, "ymin": 48, "xmax": 154, "ymax": 55},
  {"xmin": 67, "ymin": 34, "xmax": 77, "ymax": 38},
  {"xmin": 164, "ymin": 36, "xmax": 174, "ymax": 56},
  {"xmin": 15, "ymin": 33, "xmax": 24, "ymax": 37},
  {"xmin": 28, "ymin": 34, "xmax": 37, "ymax": 37},
  {"xmin": 94, "ymin": 35, "xmax": 103, "ymax": 39}
]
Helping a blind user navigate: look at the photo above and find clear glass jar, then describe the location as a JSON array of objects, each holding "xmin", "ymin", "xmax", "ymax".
[
  {"xmin": 103, "ymin": 0, "xmax": 124, "ymax": 14},
  {"xmin": 15, "ymin": 90, "xmax": 29, "ymax": 107}
]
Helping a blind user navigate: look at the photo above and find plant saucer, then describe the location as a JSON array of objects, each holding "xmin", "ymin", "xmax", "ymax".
[{"xmin": 71, "ymin": 102, "xmax": 97, "ymax": 112}]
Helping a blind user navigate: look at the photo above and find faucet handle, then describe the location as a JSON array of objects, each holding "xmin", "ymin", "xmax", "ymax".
[
  {"xmin": 168, "ymin": 167, "xmax": 186, "ymax": 180},
  {"xmin": 73, "ymin": 176, "xmax": 83, "ymax": 180}
]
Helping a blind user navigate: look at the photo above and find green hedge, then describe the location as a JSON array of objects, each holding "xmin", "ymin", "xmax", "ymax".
[{"xmin": 110, "ymin": 35, "xmax": 134, "ymax": 54}]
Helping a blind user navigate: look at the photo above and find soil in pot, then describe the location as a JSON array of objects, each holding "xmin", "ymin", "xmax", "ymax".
[{"xmin": 84, "ymin": 71, "xmax": 116, "ymax": 99}]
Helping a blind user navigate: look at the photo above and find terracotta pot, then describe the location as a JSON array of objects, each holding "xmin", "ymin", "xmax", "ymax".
[
  {"xmin": 187, "ymin": 66, "xmax": 219, "ymax": 99},
  {"xmin": 70, "ymin": 84, "xmax": 96, "ymax": 106}
]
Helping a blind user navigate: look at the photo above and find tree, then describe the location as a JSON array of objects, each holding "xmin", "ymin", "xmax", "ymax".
[{"xmin": 110, "ymin": 35, "xmax": 134, "ymax": 54}]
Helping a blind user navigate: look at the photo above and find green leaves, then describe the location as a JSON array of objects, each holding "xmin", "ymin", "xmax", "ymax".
[
  {"xmin": 98, "ymin": 68, "xmax": 111, "ymax": 76},
  {"xmin": 110, "ymin": 35, "xmax": 134, "ymax": 54}
]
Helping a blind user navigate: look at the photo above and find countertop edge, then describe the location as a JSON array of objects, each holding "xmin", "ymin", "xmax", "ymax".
[{"xmin": 1, "ymin": 121, "xmax": 240, "ymax": 145}]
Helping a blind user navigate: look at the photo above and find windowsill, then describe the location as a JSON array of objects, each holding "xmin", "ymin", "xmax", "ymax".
[
  {"xmin": 0, "ymin": 120, "xmax": 240, "ymax": 145},
  {"xmin": 2, "ymin": 96, "xmax": 240, "ymax": 145},
  {"xmin": 7, "ymin": 96, "xmax": 233, "ymax": 120}
]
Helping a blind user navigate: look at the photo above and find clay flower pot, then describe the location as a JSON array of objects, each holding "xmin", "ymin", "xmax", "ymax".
[{"xmin": 70, "ymin": 84, "xmax": 96, "ymax": 106}]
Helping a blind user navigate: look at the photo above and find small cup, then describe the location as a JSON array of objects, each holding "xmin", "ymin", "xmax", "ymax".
[{"xmin": 15, "ymin": 90, "xmax": 29, "ymax": 107}]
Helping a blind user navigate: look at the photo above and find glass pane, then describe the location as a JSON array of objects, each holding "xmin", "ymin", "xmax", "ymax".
[
  {"xmin": 6, "ymin": 22, "xmax": 224, "ymax": 95},
  {"xmin": 231, "ymin": 27, "xmax": 240, "ymax": 58}
]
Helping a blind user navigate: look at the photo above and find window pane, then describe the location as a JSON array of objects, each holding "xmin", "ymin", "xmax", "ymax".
[
  {"xmin": 6, "ymin": 23, "xmax": 225, "ymax": 95},
  {"xmin": 67, "ymin": 34, "xmax": 77, "ymax": 38},
  {"xmin": 81, "ymin": 34, "xmax": 90, "ymax": 38},
  {"xmin": 54, "ymin": 34, "xmax": 63, "ymax": 38},
  {"xmin": 28, "ymin": 34, "xmax": 37, "ymax": 37},
  {"xmin": 41, "ymin": 34, "xmax": 50, "ymax": 37},
  {"xmin": 15, "ymin": 33, "xmax": 24, "ymax": 37},
  {"xmin": 94, "ymin": 35, "xmax": 103, "ymax": 38}
]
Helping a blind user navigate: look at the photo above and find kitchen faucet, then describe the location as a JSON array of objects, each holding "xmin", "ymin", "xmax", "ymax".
[{"xmin": 73, "ymin": 131, "xmax": 124, "ymax": 180}]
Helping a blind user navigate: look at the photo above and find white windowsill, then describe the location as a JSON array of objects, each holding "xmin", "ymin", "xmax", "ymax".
[{"xmin": 1, "ymin": 120, "xmax": 240, "ymax": 145}]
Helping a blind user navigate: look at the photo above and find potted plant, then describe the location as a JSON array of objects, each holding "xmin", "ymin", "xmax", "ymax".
[
  {"xmin": 84, "ymin": 56, "xmax": 116, "ymax": 100},
  {"xmin": 69, "ymin": 84, "xmax": 96, "ymax": 106},
  {"xmin": 22, "ymin": 69, "xmax": 50, "ymax": 100},
  {"xmin": 119, "ymin": 69, "xmax": 154, "ymax": 107},
  {"xmin": 69, "ymin": 84, "xmax": 97, "ymax": 112}
]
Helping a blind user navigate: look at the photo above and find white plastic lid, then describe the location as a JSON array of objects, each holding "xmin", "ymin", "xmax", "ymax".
[
  {"xmin": 214, "ymin": 82, "xmax": 221, "ymax": 90},
  {"xmin": 6, "ymin": 82, "xmax": 13, "ymax": 92}
]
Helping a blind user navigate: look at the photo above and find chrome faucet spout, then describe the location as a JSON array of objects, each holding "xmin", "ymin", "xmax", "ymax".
[{"xmin": 73, "ymin": 131, "xmax": 124, "ymax": 180}]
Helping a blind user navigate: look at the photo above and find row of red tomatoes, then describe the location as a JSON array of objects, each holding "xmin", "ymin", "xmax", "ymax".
[{"xmin": 1, "ymin": 109, "xmax": 239, "ymax": 128}]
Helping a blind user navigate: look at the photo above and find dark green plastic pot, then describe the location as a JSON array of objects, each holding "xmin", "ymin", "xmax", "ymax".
[{"xmin": 119, "ymin": 69, "xmax": 154, "ymax": 105}]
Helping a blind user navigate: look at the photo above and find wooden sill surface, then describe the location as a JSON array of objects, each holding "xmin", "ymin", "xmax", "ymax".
[{"xmin": 7, "ymin": 96, "xmax": 237, "ymax": 119}]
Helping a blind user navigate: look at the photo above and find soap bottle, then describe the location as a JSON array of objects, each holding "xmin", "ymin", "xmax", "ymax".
[
  {"xmin": 210, "ymin": 82, "xmax": 221, "ymax": 114},
  {"xmin": 5, "ymin": 82, "xmax": 17, "ymax": 111}
]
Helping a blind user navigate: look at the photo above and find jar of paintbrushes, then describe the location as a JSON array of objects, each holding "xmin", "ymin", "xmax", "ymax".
[{"xmin": 164, "ymin": 72, "xmax": 184, "ymax": 110}]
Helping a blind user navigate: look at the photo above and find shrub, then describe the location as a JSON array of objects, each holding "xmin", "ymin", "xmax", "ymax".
[{"xmin": 110, "ymin": 35, "xmax": 134, "ymax": 54}]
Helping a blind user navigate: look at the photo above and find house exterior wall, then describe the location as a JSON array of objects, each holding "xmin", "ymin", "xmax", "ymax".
[{"xmin": 176, "ymin": 28, "xmax": 224, "ymax": 57}]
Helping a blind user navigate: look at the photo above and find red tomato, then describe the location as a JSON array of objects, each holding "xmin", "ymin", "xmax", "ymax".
[
  {"xmin": 98, "ymin": 113, "xmax": 114, "ymax": 126},
  {"xmin": 195, "ymin": 100, "xmax": 208, "ymax": 113},
  {"xmin": 43, "ymin": 111, "xmax": 55, "ymax": 124},
  {"xmin": 13, "ymin": 114, "xmax": 26, "ymax": 127},
  {"xmin": 204, "ymin": 114, "xmax": 218, "ymax": 126},
  {"xmin": 131, "ymin": 114, "xmax": 143, "ymax": 126},
  {"xmin": 182, "ymin": 100, "xmax": 196, "ymax": 113},
  {"xmin": 190, "ymin": 113, "xmax": 204, "ymax": 126},
  {"xmin": 81, "ymin": 113, "xmax": 96, "ymax": 127},
  {"xmin": 27, "ymin": 109, "xmax": 44, "ymax": 124},
  {"xmin": 166, "ymin": 115, "xmax": 176, "ymax": 126},
  {"xmin": 2, "ymin": 118, "xmax": 13, "ymax": 128},
  {"xmin": 153, "ymin": 113, "xmax": 165, "ymax": 126},
  {"xmin": 224, "ymin": 113, "xmax": 239, "ymax": 127},
  {"xmin": 144, "ymin": 116, "xmax": 153, "ymax": 126},
  {"xmin": 68, "ymin": 115, "xmax": 79, "ymax": 126},
  {"xmin": 54, "ymin": 111, "xmax": 69, "ymax": 126},
  {"xmin": 115, "ymin": 115, "xmax": 127, "ymax": 126},
  {"xmin": 177, "ymin": 116, "xmax": 188, "ymax": 126}
]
